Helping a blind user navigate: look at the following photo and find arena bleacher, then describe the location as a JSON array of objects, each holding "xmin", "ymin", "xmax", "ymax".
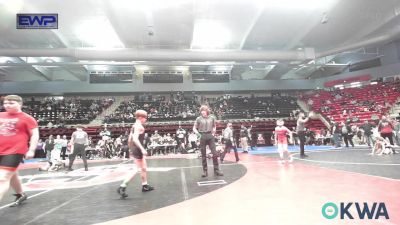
[
  {"xmin": 302, "ymin": 80, "xmax": 400, "ymax": 125},
  {"xmin": 1, "ymin": 92, "xmax": 327, "ymax": 146},
  {"xmin": 24, "ymin": 97, "xmax": 113, "ymax": 126}
]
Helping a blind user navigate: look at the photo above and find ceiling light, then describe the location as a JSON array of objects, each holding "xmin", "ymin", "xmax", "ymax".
[
  {"xmin": 210, "ymin": 66, "xmax": 231, "ymax": 71},
  {"xmin": 137, "ymin": 66, "xmax": 149, "ymax": 71},
  {"xmin": 253, "ymin": 0, "xmax": 338, "ymax": 10},
  {"xmin": 0, "ymin": 57, "xmax": 13, "ymax": 63},
  {"xmin": 20, "ymin": 57, "xmax": 41, "ymax": 63},
  {"xmin": 75, "ymin": 17, "xmax": 124, "ymax": 48},
  {"xmin": 175, "ymin": 66, "xmax": 188, "ymax": 71},
  {"xmin": 33, "ymin": 65, "xmax": 58, "ymax": 69},
  {"xmin": 41, "ymin": 57, "xmax": 63, "ymax": 63},
  {"xmin": 84, "ymin": 65, "xmax": 110, "ymax": 71},
  {"xmin": 191, "ymin": 19, "xmax": 231, "ymax": 49},
  {"xmin": 0, "ymin": 0, "xmax": 24, "ymax": 13},
  {"xmin": 112, "ymin": 0, "xmax": 188, "ymax": 11}
]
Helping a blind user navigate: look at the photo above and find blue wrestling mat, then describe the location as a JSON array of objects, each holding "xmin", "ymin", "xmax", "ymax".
[{"xmin": 238, "ymin": 145, "xmax": 334, "ymax": 154}]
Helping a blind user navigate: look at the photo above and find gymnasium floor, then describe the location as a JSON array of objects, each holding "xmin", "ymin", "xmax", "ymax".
[{"xmin": 0, "ymin": 146, "xmax": 399, "ymax": 225}]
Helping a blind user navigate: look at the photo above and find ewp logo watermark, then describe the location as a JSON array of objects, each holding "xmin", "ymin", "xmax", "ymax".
[
  {"xmin": 17, "ymin": 14, "xmax": 58, "ymax": 29},
  {"xmin": 322, "ymin": 202, "xmax": 389, "ymax": 220}
]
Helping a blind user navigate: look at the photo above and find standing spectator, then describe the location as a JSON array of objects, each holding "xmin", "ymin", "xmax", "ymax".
[
  {"xmin": 120, "ymin": 131, "xmax": 130, "ymax": 159},
  {"xmin": 114, "ymin": 135, "xmax": 123, "ymax": 155},
  {"xmin": 378, "ymin": 116, "xmax": 396, "ymax": 153},
  {"xmin": 220, "ymin": 123, "xmax": 239, "ymax": 163},
  {"xmin": 331, "ymin": 122, "xmax": 341, "ymax": 148},
  {"xmin": 341, "ymin": 121, "xmax": 354, "ymax": 148},
  {"xmin": 360, "ymin": 120, "xmax": 374, "ymax": 148},
  {"xmin": 44, "ymin": 135, "xmax": 55, "ymax": 164},
  {"xmin": 378, "ymin": 116, "xmax": 395, "ymax": 145},
  {"xmin": 60, "ymin": 135, "xmax": 68, "ymax": 160},
  {"xmin": 143, "ymin": 133, "xmax": 151, "ymax": 154},
  {"xmin": 394, "ymin": 118, "xmax": 400, "ymax": 146},
  {"xmin": 176, "ymin": 126, "xmax": 187, "ymax": 153},
  {"xmin": 240, "ymin": 125, "xmax": 249, "ymax": 153},
  {"xmin": 249, "ymin": 125, "xmax": 257, "ymax": 151},
  {"xmin": 34, "ymin": 139, "xmax": 45, "ymax": 158},
  {"xmin": 53, "ymin": 135, "xmax": 63, "ymax": 161}
]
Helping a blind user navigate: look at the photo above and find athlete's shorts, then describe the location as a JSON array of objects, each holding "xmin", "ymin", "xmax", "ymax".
[
  {"xmin": 0, "ymin": 154, "xmax": 25, "ymax": 172},
  {"xmin": 131, "ymin": 146, "xmax": 144, "ymax": 160},
  {"xmin": 277, "ymin": 139, "xmax": 288, "ymax": 145},
  {"xmin": 277, "ymin": 143, "xmax": 288, "ymax": 153}
]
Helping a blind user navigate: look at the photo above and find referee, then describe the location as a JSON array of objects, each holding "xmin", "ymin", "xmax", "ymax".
[
  {"xmin": 295, "ymin": 111, "xmax": 311, "ymax": 158},
  {"xmin": 193, "ymin": 105, "xmax": 223, "ymax": 177},
  {"xmin": 67, "ymin": 125, "xmax": 89, "ymax": 171}
]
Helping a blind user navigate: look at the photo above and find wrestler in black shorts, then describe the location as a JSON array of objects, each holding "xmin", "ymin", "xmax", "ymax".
[{"xmin": 0, "ymin": 154, "xmax": 25, "ymax": 171}]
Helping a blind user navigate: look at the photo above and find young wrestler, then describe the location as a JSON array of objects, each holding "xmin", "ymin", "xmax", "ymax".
[
  {"xmin": 274, "ymin": 119, "xmax": 293, "ymax": 163},
  {"xmin": 0, "ymin": 95, "xmax": 39, "ymax": 206},
  {"xmin": 117, "ymin": 110, "xmax": 154, "ymax": 199}
]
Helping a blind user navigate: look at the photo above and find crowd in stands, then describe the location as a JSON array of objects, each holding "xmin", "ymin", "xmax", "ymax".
[
  {"xmin": 302, "ymin": 80, "xmax": 400, "ymax": 125},
  {"xmin": 105, "ymin": 92, "xmax": 299, "ymax": 123},
  {"xmin": 301, "ymin": 79, "xmax": 400, "ymax": 154},
  {"xmin": 1, "ymin": 92, "xmax": 325, "ymax": 151},
  {"xmin": 0, "ymin": 96, "xmax": 114, "ymax": 126},
  {"xmin": 4, "ymin": 80, "xmax": 400, "ymax": 162},
  {"xmin": 209, "ymin": 94, "xmax": 298, "ymax": 119},
  {"xmin": 1, "ymin": 92, "xmax": 301, "ymax": 126},
  {"xmin": 105, "ymin": 93, "xmax": 199, "ymax": 123}
]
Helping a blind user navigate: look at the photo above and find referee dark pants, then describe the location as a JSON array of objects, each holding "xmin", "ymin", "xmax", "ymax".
[
  {"xmin": 220, "ymin": 139, "xmax": 239, "ymax": 162},
  {"xmin": 199, "ymin": 132, "xmax": 220, "ymax": 172},
  {"xmin": 68, "ymin": 143, "xmax": 88, "ymax": 170},
  {"xmin": 298, "ymin": 131, "xmax": 306, "ymax": 156}
]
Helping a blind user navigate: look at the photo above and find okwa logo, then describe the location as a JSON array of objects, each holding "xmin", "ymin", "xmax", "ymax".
[{"xmin": 322, "ymin": 202, "xmax": 389, "ymax": 220}]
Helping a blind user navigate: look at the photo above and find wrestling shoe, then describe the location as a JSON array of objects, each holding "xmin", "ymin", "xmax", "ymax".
[
  {"xmin": 214, "ymin": 170, "xmax": 224, "ymax": 176},
  {"xmin": 142, "ymin": 184, "xmax": 155, "ymax": 192},
  {"xmin": 117, "ymin": 186, "xmax": 128, "ymax": 199},
  {"xmin": 9, "ymin": 193, "xmax": 28, "ymax": 207}
]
